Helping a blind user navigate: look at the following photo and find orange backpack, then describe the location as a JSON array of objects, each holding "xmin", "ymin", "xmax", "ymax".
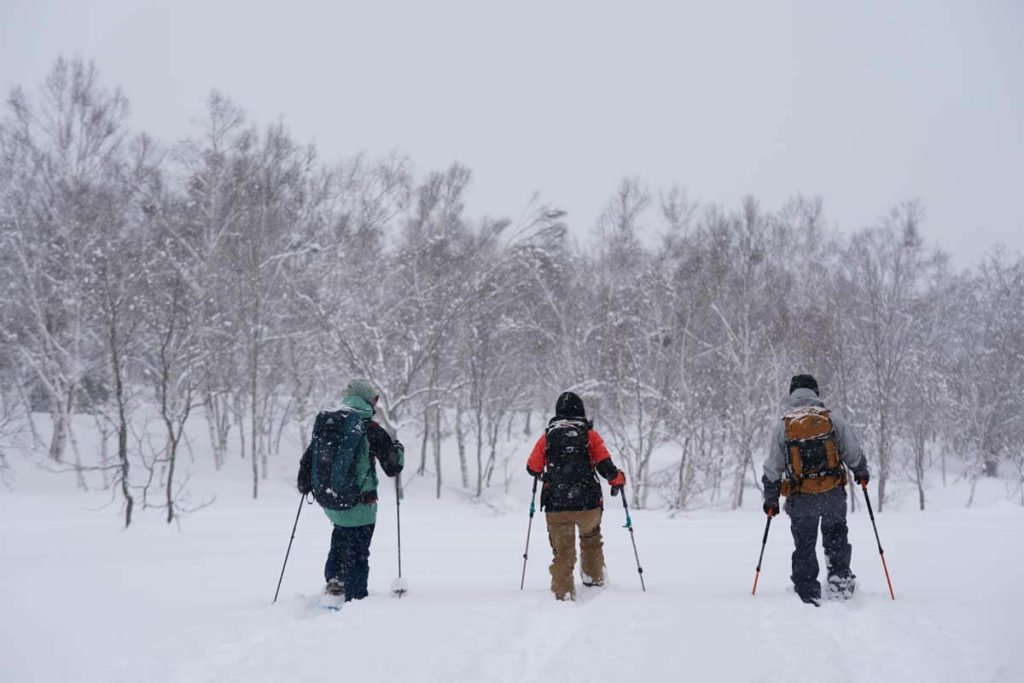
[{"xmin": 780, "ymin": 406, "xmax": 847, "ymax": 496}]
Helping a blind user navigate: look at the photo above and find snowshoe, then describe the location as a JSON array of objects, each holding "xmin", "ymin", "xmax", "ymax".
[
  {"xmin": 827, "ymin": 574, "xmax": 856, "ymax": 601},
  {"xmin": 318, "ymin": 594, "xmax": 344, "ymax": 611}
]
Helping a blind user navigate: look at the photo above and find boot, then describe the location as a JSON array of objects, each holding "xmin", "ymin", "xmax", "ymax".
[
  {"xmin": 325, "ymin": 577, "xmax": 345, "ymax": 596},
  {"xmin": 796, "ymin": 583, "xmax": 821, "ymax": 607}
]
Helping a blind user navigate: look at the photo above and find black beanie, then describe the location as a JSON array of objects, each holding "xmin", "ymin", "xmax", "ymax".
[
  {"xmin": 790, "ymin": 374, "xmax": 819, "ymax": 395},
  {"xmin": 555, "ymin": 391, "xmax": 586, "ymax": 418}
]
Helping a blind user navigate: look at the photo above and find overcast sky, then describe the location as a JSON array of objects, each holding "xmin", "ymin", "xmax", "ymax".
[{"xmin": 2, "ymin": 0, "xmax": 1021, "ymax": 266}]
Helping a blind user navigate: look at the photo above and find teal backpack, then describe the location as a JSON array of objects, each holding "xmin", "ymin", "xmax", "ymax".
[{"xmin": 310, "ymin": 408, "xmax": 366, "ymax": 510}]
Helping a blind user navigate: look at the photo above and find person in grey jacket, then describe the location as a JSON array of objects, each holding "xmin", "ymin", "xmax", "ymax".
[{"xmin": 762, "ymin": 374, "xmax": 869, "ymax": 605}]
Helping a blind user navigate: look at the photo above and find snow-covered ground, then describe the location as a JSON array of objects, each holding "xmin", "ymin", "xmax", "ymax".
[{"xmin": 2, "ymin": 431, "xmax": 1023, "ymax": 683}]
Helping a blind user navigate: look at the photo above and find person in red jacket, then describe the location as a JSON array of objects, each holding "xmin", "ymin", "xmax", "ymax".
[{"xmin": 526, "ymin": 391, "xmax": 626, "ymax": 600}]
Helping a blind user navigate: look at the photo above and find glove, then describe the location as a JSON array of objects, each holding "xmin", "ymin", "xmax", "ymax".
[
  {"xmin": 297, "ymin": 447, "xmax": 312, "ymax": 494},
  {"xmin": 526, "ymin": 465, "xmax": 542, "ymax": 478},
  {"xmin": 609, "ymin": 470, "xmax": 626, "ymax": 497},
  {"xmin": 762, "ymin": 475, "xmax": 780, "ymax": 517},
  {"xmin": 853, "ymin": 468, "xmax": 870, "ymax": 487}
]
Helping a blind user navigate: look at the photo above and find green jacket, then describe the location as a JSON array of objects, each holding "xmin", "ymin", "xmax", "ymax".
[{"xmin": 322, "ymin": 395, "xmax": 401, "ymax": 528}]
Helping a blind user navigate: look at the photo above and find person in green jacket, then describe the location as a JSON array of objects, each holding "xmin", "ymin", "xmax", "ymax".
[{"xmin": 298, "ymin": 379, "xmax": 404, "ymax": 601}]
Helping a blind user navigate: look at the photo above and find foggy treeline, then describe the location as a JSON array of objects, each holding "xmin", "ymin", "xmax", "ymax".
[{"xmin": 2, "ymin": 59, "xmax": 1022, "ymax": 526}]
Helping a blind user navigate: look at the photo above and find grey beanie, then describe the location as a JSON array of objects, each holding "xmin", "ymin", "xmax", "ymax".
[{"xmin": 346, "ymin": 378, "xmax": 379, "ymax": 403}]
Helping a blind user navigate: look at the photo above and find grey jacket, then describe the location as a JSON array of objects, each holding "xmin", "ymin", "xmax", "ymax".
[{"xmin": 762, "ymin": 388, "xmax": 867, "ymax": 485}]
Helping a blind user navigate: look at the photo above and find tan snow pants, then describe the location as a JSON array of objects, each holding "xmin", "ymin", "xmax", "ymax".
[{"xmin": 545, "ymin": 508, "xmax": 605, "ymax": 600}]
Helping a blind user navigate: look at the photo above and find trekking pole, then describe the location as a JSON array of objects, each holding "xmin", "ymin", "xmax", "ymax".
[
  {"xmin": 519, "ymin": 475, "xmax": 540, "ymax": 590},
  {"xmin": 752, "ymin": 511, "xmax": 774, "ymax": 596},
  {"xmin": 620, "ymin": 493, "xmax": 646, "ymax": 592},
  {"xmin": 861, "ymin": 481, "xmax": 895, "ymax": 600},
  {"xmin": 273, "ymin": 493, "xmax": 307, "ymax": 604},
  {"xmin": 392, "ymin": 473, "xmax": 407, "ymax": 597}
]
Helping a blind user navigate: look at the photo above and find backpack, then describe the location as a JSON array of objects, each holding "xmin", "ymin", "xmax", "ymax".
[
  {"xmin": 542, "ymin": 417, "xmax": 600, "ymax": 511},
  {"xmin": 309, "ymin": 408, "xmax": 367, "ymax": 510},
  {"xmin": 780, "ymin": 406, "xmax": 847, "ymax": 496}
]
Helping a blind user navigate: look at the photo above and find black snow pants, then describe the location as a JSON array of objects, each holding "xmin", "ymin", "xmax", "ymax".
[
  {"xmin": 785, "ymin": 487, "xmax": 851, "ymax": 599},
  {"xmin": 324, "ymin": 523, "xmax": 376, "ymax": 601}
]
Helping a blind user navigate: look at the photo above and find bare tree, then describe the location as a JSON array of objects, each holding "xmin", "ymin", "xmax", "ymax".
[{"xmin": 839, "ymin": 202, "xmax": 946, "ymax": 511}]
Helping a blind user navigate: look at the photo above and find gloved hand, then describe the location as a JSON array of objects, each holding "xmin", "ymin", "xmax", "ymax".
[
  {"xmin": 609, "ymin": 470, "xmax": 626, "ymax": 497},
  {"xmin": 526, "ymin": 465, "xmax": 542, "ymax": 478},
  {"xmin": 297, "ymin": 448, "xmax": 312, "ymax": 495},
  {"xmin": 853, "ymin": 468, "xmax": 870, "ymax": 487},
  {"xmin": 762, "ymin": 475, "xmax": 780, "ymax": 517}
]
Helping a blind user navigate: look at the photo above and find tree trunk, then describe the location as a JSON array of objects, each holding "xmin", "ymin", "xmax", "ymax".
[
  {"xmin": 203, "ymin": 390, "xmax": 222, "ymax": 469},
  {"xmin": 249, "ymin": 307, "xmax": 261, "ymax": 499},
  {"xmin": 966, "ymin": 473, "xmax": 979, "ymax": 508},
  {"xmin": 877, "ymin": 408, "xmax": 889, "ymax": 512},
  {"xmin": 433, "ymin": 408, "xmax": 442, "ymax": 499},
  {"xmin": 914, "ymin": 434, "xmax": 926, "ymax": 512},
  {"xmin": 47, "ymin": 391, "xmax": 71, "ymax": 463},
  {"xmin": 250, "ymin": 386, "xmax": 259, "ymax": 500},
  {"xmin": 456, "ymin": 399, "xmax": 468, "ymax": 488},
  {"xmin": 484, "ymin": 417, "xmax": 501, "ymax": 488},
  {"xmin": 165, "ymin": 429, "xmax": 179, "ymax": 524},
  {"xmin": 475, "ymin": 405, "xmax": 484, "ymax": 497},
  {"xmin": 95, "ymin": 415, "xmax": 111, "ymax": 489},
  {"xmin": 419, "ymin": 406, "xmax": 429, "ymax": 475},
  {"xmin": 69, "ymin": 418, "xmax": 88, "ymax": 492},
  {"xmin": 109, "ymin": 333, "xmax": 133, "ymax": 528},
  {"xmin": 676, "ymin": 437, "xmax": 690, "ymax": 510},
  {"xmin": 237, "ymin": 408, "xmax": 246, "ymax": 462}
]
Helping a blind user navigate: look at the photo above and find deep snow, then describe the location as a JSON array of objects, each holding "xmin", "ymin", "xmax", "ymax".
[{"xmin": 2, "ymin": 431, "xmax": 1023, "ymax": 683}]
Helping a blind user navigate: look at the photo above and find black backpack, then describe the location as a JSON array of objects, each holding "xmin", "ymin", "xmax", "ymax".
[
  {"xmin": 309, "ymin": 408, "xmax": 366, "ymax": 510},
  {"xmin": 542, "ymin": 417, "xmax": 601, "ymax": 511}
]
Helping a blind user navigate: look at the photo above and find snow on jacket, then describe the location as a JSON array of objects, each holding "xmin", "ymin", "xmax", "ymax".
[
  {"xmin": 527, "ymin": 424, "xmax": 620, "ymax": 511},
  {"xmin": 762, "ymin": 387, "xmax": 867, "ymax": 485}
]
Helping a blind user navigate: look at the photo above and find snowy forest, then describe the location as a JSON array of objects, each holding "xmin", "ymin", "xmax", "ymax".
[{"xmin": 2, "ymin": 58, "xmax": 1023, "ymax": 526}]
